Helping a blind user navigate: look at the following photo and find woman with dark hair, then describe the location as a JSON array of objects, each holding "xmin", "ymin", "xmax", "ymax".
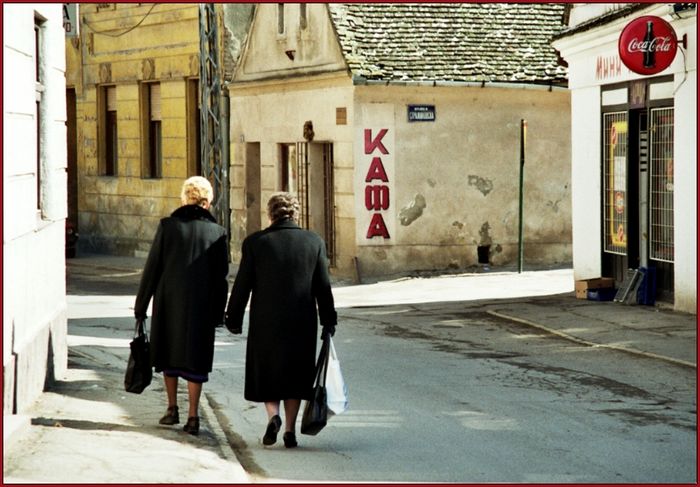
[
  {"xmin": 135, "ymin": 176, "xmax": 229, "ymax": 435},
  {"xmin": 225, "ymin": 192, "xmax": 337, "ymax": 448}
]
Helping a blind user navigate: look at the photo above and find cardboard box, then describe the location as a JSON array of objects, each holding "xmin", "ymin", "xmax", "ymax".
[{"xmin": 575, "ymin": 277, "xmax": 615, "ymax": 299}]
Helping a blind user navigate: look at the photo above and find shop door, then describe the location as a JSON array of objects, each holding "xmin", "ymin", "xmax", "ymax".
[
  {"xmin": 647, "ymin": 108, "xmax": 675, "ymax": 300},
  {"xmin": 601, "ymin": 108, "xmax": 675, "ymax": 301},
  {"xmin": 602, "ymin": 111, "xmax": 639, "ymax": 282}
]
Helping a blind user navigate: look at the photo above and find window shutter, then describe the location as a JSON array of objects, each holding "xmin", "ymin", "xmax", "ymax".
[
  {"xmin": 106, "ymin": 86, "xmax": 116, "ymax": 111},
  {"xmin": 150, "ymin": 83, "xmax": 161, "ymax": 121}
]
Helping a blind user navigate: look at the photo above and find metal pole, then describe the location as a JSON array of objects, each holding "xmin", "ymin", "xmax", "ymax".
[
  {"xmin": 518, "ymin": 119, "xmax": 526, "ymax": 273},
  {"xmin": 221, "ymin": 87, "xmax": 231, "ymax": 246},
  {"xmin": 198, "ymin": 4, "xmax": 227, "ymax": 235}
]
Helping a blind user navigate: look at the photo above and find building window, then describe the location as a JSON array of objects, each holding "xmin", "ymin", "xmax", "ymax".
[
  {"xmin": 277, "ymin": 4, "xmax": 285, "ymax": 35},
  {"xmin": 186, "ymin": 78, "xmax": 201, "ymax": 176},
  {"xmin": 602, "ymin": 111, "xmax": 628, "ymax": 255},
  {"xmin": 649, "ymin": 107, "xmax": 674, "ymax": 263},
  {"xmin": 35, "ymin": 16, "xmax": 46, "ymax": 212},
  {"xmin": 99, "ymin": 85, "xmax": 118, "ymax": 176},
  {"xmin": 141, "ymin": 82, "xmax": 162, "ymax": 179},
  {"xmin": 299, "ymin": 4, "xmax": 307, "ymax": 30}
]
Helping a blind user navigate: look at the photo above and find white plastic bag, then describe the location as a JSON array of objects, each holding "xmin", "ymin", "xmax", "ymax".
[{"xmin": 326, "ymin": 337, "xmax": 348, "ymax": 415}]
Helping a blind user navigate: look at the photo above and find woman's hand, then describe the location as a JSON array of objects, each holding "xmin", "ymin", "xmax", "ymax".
[
  {"xmin": 225, "ymin": 313, "xmax": 243, "ymax": 334},
  {"xmin": 321, "ymin": 325, "xmax": 336, "ymax": 339}
]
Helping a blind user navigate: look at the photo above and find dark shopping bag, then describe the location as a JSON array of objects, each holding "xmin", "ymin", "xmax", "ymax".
[
  {"xmin": 124, "ymin": 318, "xmax": 152, "ymax": 393},
  {"xmin": 301, "ymin": 336, "xmax": 330, "ymax": 435}
]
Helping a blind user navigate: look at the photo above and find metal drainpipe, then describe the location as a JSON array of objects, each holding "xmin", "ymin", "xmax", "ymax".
[{"xmin": 222, "ymin": 87, "xmax": 231, "ymax": 245}]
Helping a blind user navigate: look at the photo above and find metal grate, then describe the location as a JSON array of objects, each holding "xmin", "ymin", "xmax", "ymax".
[
  {"xmin": 649, "ymin": 108, "xmax": 674, "ymax": 263},
  {"xmin": 602, "ymin": 112, "xmax": 628, "ymax": 255},
  {"xmin": 296, "ymin": 142, "xmax": 309, "ymax": 229},
  {"xmin": 322, "ymin": 144, "xmax": 336, "ymax": 267}
]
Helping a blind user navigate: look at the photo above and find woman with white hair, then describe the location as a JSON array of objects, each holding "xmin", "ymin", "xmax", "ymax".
[
  {"xmin": 135, "ymin": 176, "xmax": 229, "ymax": 435},
  {"xmin": 225, "ymin": 192, "xmax": 337, "ymax": 448}
]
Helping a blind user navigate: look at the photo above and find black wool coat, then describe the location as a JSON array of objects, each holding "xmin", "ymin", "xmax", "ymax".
[
  {"xmin": 226, "ymin": 218, "xmax": 337, "ymax": 402},
  {"xmin": 135, "ymin": 205, "xmax": 229, "ymax": 374}
]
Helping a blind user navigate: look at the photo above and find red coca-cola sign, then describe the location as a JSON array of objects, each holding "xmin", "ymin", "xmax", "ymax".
[{"xmin": 619, "ymin": 16, "xmax": 678, "ymax": 75}]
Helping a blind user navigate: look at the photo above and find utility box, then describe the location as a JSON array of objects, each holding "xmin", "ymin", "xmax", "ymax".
[
  {"xmin": 575, "ymin": 277, "xmax": 615, "ymax": 299},
  {"xmin": 636, "ymin": 267, "xmax": 657, "ymax": 305},
  {"xmin": 587, "ymin": 287, "xmax": 617, "ymax": 301}
]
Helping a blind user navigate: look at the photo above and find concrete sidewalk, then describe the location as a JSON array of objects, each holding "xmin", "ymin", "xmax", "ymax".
[
  {"xmin": 486, "ymin": 297, "xmax": 696, "ymax": 369},
  {"xmin": 3, "ymin": 338, "xmax": 250, "ymax": 483},
  {"xmin": 329, "ymin": 265, "xmax": 696, "ymax": 370},
  {"xmin": 4, "ymin": 254, "xmax": 250, "ymax": 483},
  {"xmin": 3, "ymin": 254, "xmax": 696, "ymax": 483}
]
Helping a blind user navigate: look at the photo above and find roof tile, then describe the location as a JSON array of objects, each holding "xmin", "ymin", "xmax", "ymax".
[{"xmin": 329, "ymin": 3, "xmax": 568, "ymax": 84}]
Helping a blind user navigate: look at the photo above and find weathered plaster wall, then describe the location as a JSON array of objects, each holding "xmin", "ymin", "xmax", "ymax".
[
  {"xmin": 66, "ymin": 4, "xmax": 202, "ymax": 256},
  {"xmin": 353, "ymin": 84, "xmax": 572, "ymax": 277},
  {"xmin": 230, "ymin": 80, "xmax": 572, "ymax": 280},
  {"xmin": 228, "ymin": 3, "xmax": 571, "ymax": 280},
  {"xmin": 234, "ymin": 4, "xmax": 347, "ymax": 82},
  {"xmin": 228, "ymin": 74, "xmax": 357, "ymax": 276}
]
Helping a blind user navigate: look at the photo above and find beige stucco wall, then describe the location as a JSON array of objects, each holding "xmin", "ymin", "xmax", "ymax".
[
  {"xmin": 229, "ymin": 78, "xmax": 572, "ymax": 279},
  {"xmin": 352, "ymin": 84, "xmax": 572, "ymax": 277},
  {"xmin": 234, "ymin": 4, "xmax": 347, "ymax": 83},
  {"xmin": 229, "ymin": 4, "xmax": 571, "ymax": 280},
  {"xmin": 228, "ymin": 73, "xmax": 357, "ymax": 276}
]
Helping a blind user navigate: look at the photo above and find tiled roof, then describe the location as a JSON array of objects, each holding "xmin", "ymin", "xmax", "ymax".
[
  {"xmin": 328, "ymin": 3, "xmax": 568, "ymax": 85},
  {"xmin": 552, "ymin": 4, "xmax": 648, "ymax": 41}
]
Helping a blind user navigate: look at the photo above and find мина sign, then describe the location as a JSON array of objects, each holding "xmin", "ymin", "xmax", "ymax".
[{"xmin": 618, "ymin": 15, "xmax": 678, "ymax": 75}]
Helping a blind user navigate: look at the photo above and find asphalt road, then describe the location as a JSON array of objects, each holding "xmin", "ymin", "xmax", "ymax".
[
  {"xmin": 207, "ymin": 302, "xmax": 695, "ymax": 483},
  {"xmin": 66, "ymin": 262, "xmax": 696, "ymax": 483}
]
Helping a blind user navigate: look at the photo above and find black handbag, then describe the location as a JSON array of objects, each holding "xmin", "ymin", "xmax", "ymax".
[
  {"xmin": 301, "ymin": 336, "xmax": 330, "ymax": 435},
  {"xmin": 124, "ymin": 318, "xmax": 152, "ymax": 393}
]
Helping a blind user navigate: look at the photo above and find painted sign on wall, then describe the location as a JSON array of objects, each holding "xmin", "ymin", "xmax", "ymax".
[
  {"xmin": 356, "ymin": 104, "xmax": 395, "ymax": 244},
  {"xmin": 364, "ymin": 128, "xmax": 392, "ymax": 239},
  {"xmin": 595, "ymin": 54, "xmax": 624, "ymax": 81}
]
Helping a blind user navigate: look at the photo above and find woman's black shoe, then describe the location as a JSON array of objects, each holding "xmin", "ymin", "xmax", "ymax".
[
  {"xmin": 183, "ymin": 416, "xmax": 200, "ymax": 435},
  {"xmin": 262, "ymin": 415, "xmax": 282, "ymax": 445},
  {"xmin": 159, "ymin": 405, "xmax": 180, "ymax": 425},
  {"xmin": 283, "ymin": 432, "xmax": 298, "ymax": 448}
]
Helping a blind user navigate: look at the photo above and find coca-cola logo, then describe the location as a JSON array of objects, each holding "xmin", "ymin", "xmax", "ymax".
[
  {"xmin": 628, "ymin": 36, "xmax": 674, "ymax": 54},
  {"xmin": 619, "ymin": 16, "xmax": 678, "ymax": 75}
]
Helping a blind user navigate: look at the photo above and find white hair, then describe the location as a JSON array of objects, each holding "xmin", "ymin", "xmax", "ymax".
[{"xmin": 180, "ymin": 176, "xmax": 214, "ymax": 207}]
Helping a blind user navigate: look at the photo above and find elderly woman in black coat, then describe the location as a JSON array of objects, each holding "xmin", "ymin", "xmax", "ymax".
[
  {"xmin": 225, "ymin": 192, "xmax": 337, "ymax": 448},
  {"xmin": 134, "ymin": 176, "xmax": 229, "ymax": 435}
]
